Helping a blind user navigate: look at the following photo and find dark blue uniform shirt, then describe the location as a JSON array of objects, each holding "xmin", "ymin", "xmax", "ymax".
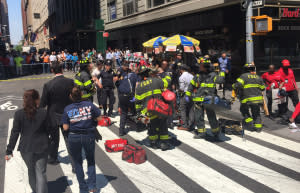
[{"xmin": 61, "ymin": 101, "xmax": 100, "ymax": 132}]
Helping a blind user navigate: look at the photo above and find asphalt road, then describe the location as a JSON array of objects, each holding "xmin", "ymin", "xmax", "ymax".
[{"xmin": 0, "ymin": 72, "xmax": 300, "ymax": 193}]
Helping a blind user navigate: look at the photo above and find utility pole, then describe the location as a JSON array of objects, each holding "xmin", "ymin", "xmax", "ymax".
[{"xmin": 246, "ymin": 0, "xmax": 254, "ymax": 64}]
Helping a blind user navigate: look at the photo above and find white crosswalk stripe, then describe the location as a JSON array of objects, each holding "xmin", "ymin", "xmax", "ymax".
[{"xmin": 3, "ymin": 115, "xmax": 300, "ymax": 193}]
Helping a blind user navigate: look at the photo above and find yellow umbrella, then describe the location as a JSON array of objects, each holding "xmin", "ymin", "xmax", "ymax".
[
  {"xmin": 185, "ymin": 36, "xmax": 200, "ymax": 46},
  {"xmin": 162, "ymin": 35, "xmax": 200, "ymax": 46},
  {"xmin": 143, "ymin": 36, "xmax": 167, "ymax": 48}
]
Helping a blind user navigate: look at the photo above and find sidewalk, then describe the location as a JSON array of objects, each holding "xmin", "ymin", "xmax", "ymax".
[{"xmin": 217, "ymin": 82, "xmax": 300, "ymax": 142}]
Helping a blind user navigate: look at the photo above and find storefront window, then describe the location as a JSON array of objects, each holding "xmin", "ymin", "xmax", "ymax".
[
  {"xmin": 123, "ymin": 0, "xmax": 138, "ymax": 16},
  {"xmin": 147, "ymin": 0, "xmax": 171, "ymax": 8},
  {"xmin": 107, "ymin": 0, "xmax": 117, "ymax": 21}
]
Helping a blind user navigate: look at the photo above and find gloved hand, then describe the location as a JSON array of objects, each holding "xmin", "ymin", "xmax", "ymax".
[
  {"xmin": 185, "ymin": 96, "xmax": 190, "ymax": 103},
  {"xmin": 129, "ymin": 97, "xmax": 136, "ymax": 103}
]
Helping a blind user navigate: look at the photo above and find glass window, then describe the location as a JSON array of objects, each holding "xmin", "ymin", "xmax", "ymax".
[
  {"xmin": 123, "ymin": 0, "xmax": 138, "ymax": 16},
  {"xmin": 147, "ymin": 0, "xmax": 171, "ymax": 8},
  {"xmin": 107, "ymin": 1, "xmax": 117, "ymax": 21}
]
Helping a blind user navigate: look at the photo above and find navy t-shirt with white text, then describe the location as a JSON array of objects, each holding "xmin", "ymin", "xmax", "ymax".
[{"xmin": 62, "ymin": 101, "xmax": 100, "ymax": 132}]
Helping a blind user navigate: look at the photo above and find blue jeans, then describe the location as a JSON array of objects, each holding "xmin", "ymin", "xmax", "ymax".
[{"xmin": 68, "ymin": 133, "xmax": 96, "ymax": 193}]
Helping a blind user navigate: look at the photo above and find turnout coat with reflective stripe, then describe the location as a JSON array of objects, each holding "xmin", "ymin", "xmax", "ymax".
[
  {"xmin": 186, "ymin": 71, "xmax": 225, "ymax": 102},
  {"xmin": 74, "ymin": 71, "xmax": 95, "ymax": 99},
  {"xmin": 233, "ymin": 72, "xmax": 265, "ymax": 104},
  {"xmin": 135, "ymin": 77, "xmax": 164, "ymax": 116}
]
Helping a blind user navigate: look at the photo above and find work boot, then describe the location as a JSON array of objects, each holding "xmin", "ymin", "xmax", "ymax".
[
  {"xmin": 160, "ymin": 141, "xmax": 172, "ymax": 151},
  {"xmin": 119, "ymin": 129, "xmax": 125, "ymax": 136},
  {"xmin": 213, "ymin": 132, "xmax": 221, "ymax": 141},
  {"xmin": 255, "ymin": 127, "xmax": 263, "ymax": 133},
  {"xmin": 150, "ymin": 140, "xmax": 159, "ymax": 149},
  {"xmin": 193, "ymin": 130, "xmax": 206, "ymax": 139}
]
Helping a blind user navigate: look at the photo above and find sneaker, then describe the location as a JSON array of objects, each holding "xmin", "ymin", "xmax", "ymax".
[
  {"xmin": 289, "ymin": 122, "xmax": 299, "ymax": 130},
  {"xmin": 291, "ymin": 128, "xmax": 300, "ymax": 133}
]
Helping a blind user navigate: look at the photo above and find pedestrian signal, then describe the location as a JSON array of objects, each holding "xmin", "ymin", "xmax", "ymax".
[{"xmin": 252, "ymin": 15, "xmax": 272, "ymax": 33}]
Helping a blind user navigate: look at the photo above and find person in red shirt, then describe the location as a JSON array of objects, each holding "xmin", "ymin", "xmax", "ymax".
[
  {"xmin": 278, "ymin": 59, "xmax": 299, "ymax": 113},
  {"xmin": 262, "ymin": 65, "xmax": 281, "ymax": 115}
]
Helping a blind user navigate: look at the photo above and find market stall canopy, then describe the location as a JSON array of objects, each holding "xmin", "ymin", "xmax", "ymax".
[
  {"xmin": 162, "ymin": 35, "xmax": 200, "ymax": 46},
  {"xmin": 142, "ymin": 36, "xmax": 167, "ymax": 48}
]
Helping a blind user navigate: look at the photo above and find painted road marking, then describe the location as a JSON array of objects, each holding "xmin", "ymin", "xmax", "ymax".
[
  {"xmin": 57, "ymin": 130, "xmax": 116, "ymax": 193},
  {"xmin": 98, "ymin": 126, "xmax": 186, "ymax": 193},
  {"xmin": 172, "ymin": 128, "xmax": 300, "ymax": 193},
  {"xmin": 0, "ymin": 101, "xmax": 18, "ymax": 111}
]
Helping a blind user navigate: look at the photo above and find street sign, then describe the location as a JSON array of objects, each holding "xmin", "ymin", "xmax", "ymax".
[
  {"xmin": 252, "ymin": 0, "xmax": 265, "ymax": 9},
  {"xmin": 241, "ymin": 0, "xmax": 265, "ymax": 11}
]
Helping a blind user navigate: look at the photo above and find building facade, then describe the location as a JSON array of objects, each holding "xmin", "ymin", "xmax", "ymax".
[
  {"xmin": 100, "ymin": 0, "xmax": 300, "ymax": 72},
  {"xmin": 48, "ymin": 0, "xmax": 105, "ymax": 52},
  {"xmin": 0, "ymin": 0, "xmax": 10, "ymax": 45}
]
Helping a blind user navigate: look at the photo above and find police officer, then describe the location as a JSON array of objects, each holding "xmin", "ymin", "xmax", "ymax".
[
  {"xmin": 116, "ymin": 62, "xmax": 138, "ymax": 136},
  {"xmin": 135, "ymin": 66, "xmax": 172, "ymax": 151},
  {"xmin": 186, "ymin": 59, "xmax": 225, "ymax": 139},
  {"xmin": 233, "ymin": 63, "xmax": 265, "ymax": 132},
  {"xmin": 98, "ymin": 60, "xmax": 116, "ymax": 116},
  {"xmin": 74, "ymin": 58, "xmax": 95, "ymax": 102}
]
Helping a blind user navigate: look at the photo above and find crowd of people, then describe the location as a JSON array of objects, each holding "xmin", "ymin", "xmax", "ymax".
[{"xmin": 4, "ymin": 46, "xmax": 300, "ymax": 193}]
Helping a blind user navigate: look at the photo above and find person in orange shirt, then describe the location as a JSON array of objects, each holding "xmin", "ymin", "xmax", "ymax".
[{"xmin": 41, "ymin": 52, "xmax": 50, "ymax": 73}]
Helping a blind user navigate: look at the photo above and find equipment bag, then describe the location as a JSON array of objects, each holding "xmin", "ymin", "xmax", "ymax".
[
  {"xmin": 105, "ymin": 138, "xmax": 128, "ymax": 152},
  {"xmin": 162, "ymin": 89, "xmax": 176, "ymax": 103},
  {"xmin": 98, "ymin": 116, "xmax": 112, "ymax": 126},
  {"xmin": 219, "ymin": 118, "xmax": 242, "ymax": 135},
  {"xmin": 122, "ymin": 144, "xmax": 147, "ymax": 164},
  {"xmin": 147, "ymin": 98, "xmax": 172, "ymax": 118}
]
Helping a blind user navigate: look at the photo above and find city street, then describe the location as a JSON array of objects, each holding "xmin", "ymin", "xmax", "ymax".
[{"xmin": 0, "ymin": 72, "xmax": 300, "ymax": 193}]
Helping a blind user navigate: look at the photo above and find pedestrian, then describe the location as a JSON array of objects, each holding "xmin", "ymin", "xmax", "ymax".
[
  {"xmin": 98, "ymin": 60, "xmax": 116, "ymax": 116},
  {"xmin": 261, "ymin": 65, "xmax": 281, "ymax": 116},
  {"xmin": 186, "ymin": 59, "xmax": 225, "ymax": 139},
  {"xmin": 6, "ymin": 89, "xmax": 49, "ymax": 193},
  {"xmin": 218, "ymin": 52, "xmax": 231, "ymax": 96},
  {"xmin": 105, "ymin": 50, "xmax": 113, "ymax": 60},
  {"xmin": 66, "ymin": 52, "xmax": 72, "ymax": 71},
  {"xmin": 116, "ymin": 62, "xmax": 138, "ymax": 136},
  {"xmin": 74, "ymin": 58, "xmax": 96, "ymax": 102},
  {"xmin": 72, "ymin": 52, "xmax": 79, "ymax": 72},
  {"xmin": 0, "ymin": 53, "xmax": 10, "ymax": 79},
  {"xmin": 233, "ymin": 63, "xmax": 265, "ymax": 132},
  {"xmin": 41, "ymin": 51, "xmax": 50, "ymax": 73},
  {"xmin": 8, "ymin": 53, "xmax": 16, "ymax": 78},
  {"xmin": 278, "ymin": 59, "xmax": 299, "ymax": 113},
  {"xmin": 40, "ymin": 61, "xmax": 75, "ymax": 170},
  {"xmin": 92, "ymin": 60, "xmax": 104, "ymax": 109},
  {"xmin": 177, "ymin": 64, "xmax": 194, "ymax": 131},
  {"xmin": 14, "ymin": 53, "xmax": 24, "ymax": 76},
  {"xmin": 62, "ymin": 86, "xmax": 101, "ymax": 193}
]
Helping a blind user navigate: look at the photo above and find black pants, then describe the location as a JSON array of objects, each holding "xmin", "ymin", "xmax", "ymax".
[
  {"xmin": 266, "ymin": 89, "xmax": 273, "ymax": 114},
  {"xmin": 194, "ymin": 104, "xmax": 219, "ymax": 136},
  {"xmin": 119, "ymin": 94, "xmax": 135, "ymax": 132},
  {"xmin": 101, "ymin": 88, "xmax": 115, "ymax": 115},
  {"xmin": 96, "ymin": 87, "xmax": 102, "ymax": 106},
  {"xmin": 179, "ymin": 96, "xmax": 193, "ymax": 128},
  {"xmin": 21, "ymin": 152, "xmax": 48, "ymax": 193},
  {"xmin": 149, "ymin": 117, "xmax": 169, "ymax": 142},
  {"xmin": 285, "ymin": 90, "xmax": 299, "ymax": 108},
  {"xmin": 240, "ymin": 103, "xmax": 262, "ymax": 130},
  {"xmin": 49, "ymin": 126, "xmax": 75, "ymax": 170}
]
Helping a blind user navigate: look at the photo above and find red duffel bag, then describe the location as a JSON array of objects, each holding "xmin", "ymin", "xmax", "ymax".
[
  {"xmin": 162, "ymin": 89, "xmax": 176, "ymax": 103},
  {"xmin": 105, "ymin": 138, "xmax": 128, "ymax": 152},
  {"xmin": 122, "ymin": 144, "xmax": 147, "ymax": 164},
  {"xmin": 98, "ymin": 116, "xmax": 112, "ymax": 127},
  {"xmin": 147, "ymin": 98, "xmax": 172, "ymax": 118}
]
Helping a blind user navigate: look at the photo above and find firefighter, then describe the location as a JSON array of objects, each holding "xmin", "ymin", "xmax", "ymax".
[
  {"xmin": 74, "ymin": 57, "xmax": 96, "ymax": 101},
  {"xmin": 135, "ymin": 66, "xmax": 172, "ymax": 151},
  {"xmin": 185, "ymin": 59, "xmax": 225, "ymax": 139},
  {"xmin": 232, "ymin": 63, "xmax": 265, "ymax": 132}
]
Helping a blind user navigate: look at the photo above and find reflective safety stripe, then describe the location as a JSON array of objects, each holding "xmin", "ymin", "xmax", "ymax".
[
  {"xmin": 160, "ymin": 135, "xmax": 169, "ymax": 140},
  {"xmin": 165, "ymin": 75, "xmax": 171, "ymax": 80},
  {"xmin": 141, "ymin": 108, "xmax": 148, "ymax": 114},
  {"xmin": 219, "ymin": 72, "xmax": 225, "ymax": 77},
  {"xmin": 162, "ymin": 78, "xmax": 168, "ymax": 88},
  {"xmin": 149, "ymin": 135, "xmax": 158, "ymax": 141},
  {"xmin": 193, "ymin": 97, "xmax": 204, "ymax": 102},
  {"xmin": 243, "ymin": 84, "xmax": 264, "ymax": 89},
  {"xmin": 186, "ymin": 91, "xmax": 191, "ymax": 96},
  {"xmin": 241, "ymin": 96, "xmax": 263, "ymax": 104},
  {"xmin": 74, "ymin": 79, "xmax": 83, "ymax": 86},
  {"xmin": 190, "ymin": 79, "xmax": 197, "ymax": 87},
  {"xmin": 200, "ymin": 83, "xmax": 215, "ymax": 88},
  {"xmin": 82, "ymin": 93, "xmax": 92, "ymax": 99},
  {"xmin": 254, "ymin": 124, "xmax": 263, "ymax": 128},
  {"xmin": 197, "ymin": 128, "xmax": 206, "ymax": 133},
  {"xmin": 237, "ymin": 78, "xmax": 245, "ymax": 86},
  {"xmin": 135, "ymin": 89, "xmax": 162, "ymax": 100},
  {"xmin": 84, "ymin": 80, "xmax": 92, "ymax": 86},
  {"xmin": 211, "ymin": 127, "xmax": 220, "ymax": 133},
  {"xmin": 135, "ymin": 104, "xmax": 142, "ymax": 109},
  {"xmin": 150, "ymin": 115, "xmax": 158, "ymax": 120},
  {"xmin": 245, "ymin": 117, "xmax": 253, "ymax": 123}
]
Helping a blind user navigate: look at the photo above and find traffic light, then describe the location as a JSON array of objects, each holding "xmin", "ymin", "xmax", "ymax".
[{"xmin": 252, "ymin": 15, "xmax": 272, "ymax": 33}]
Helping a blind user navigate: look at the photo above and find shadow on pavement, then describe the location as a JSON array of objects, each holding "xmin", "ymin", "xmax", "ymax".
[{"xmin": 48, "ymin": 176, "xmax": 70, "ymax": 193}]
